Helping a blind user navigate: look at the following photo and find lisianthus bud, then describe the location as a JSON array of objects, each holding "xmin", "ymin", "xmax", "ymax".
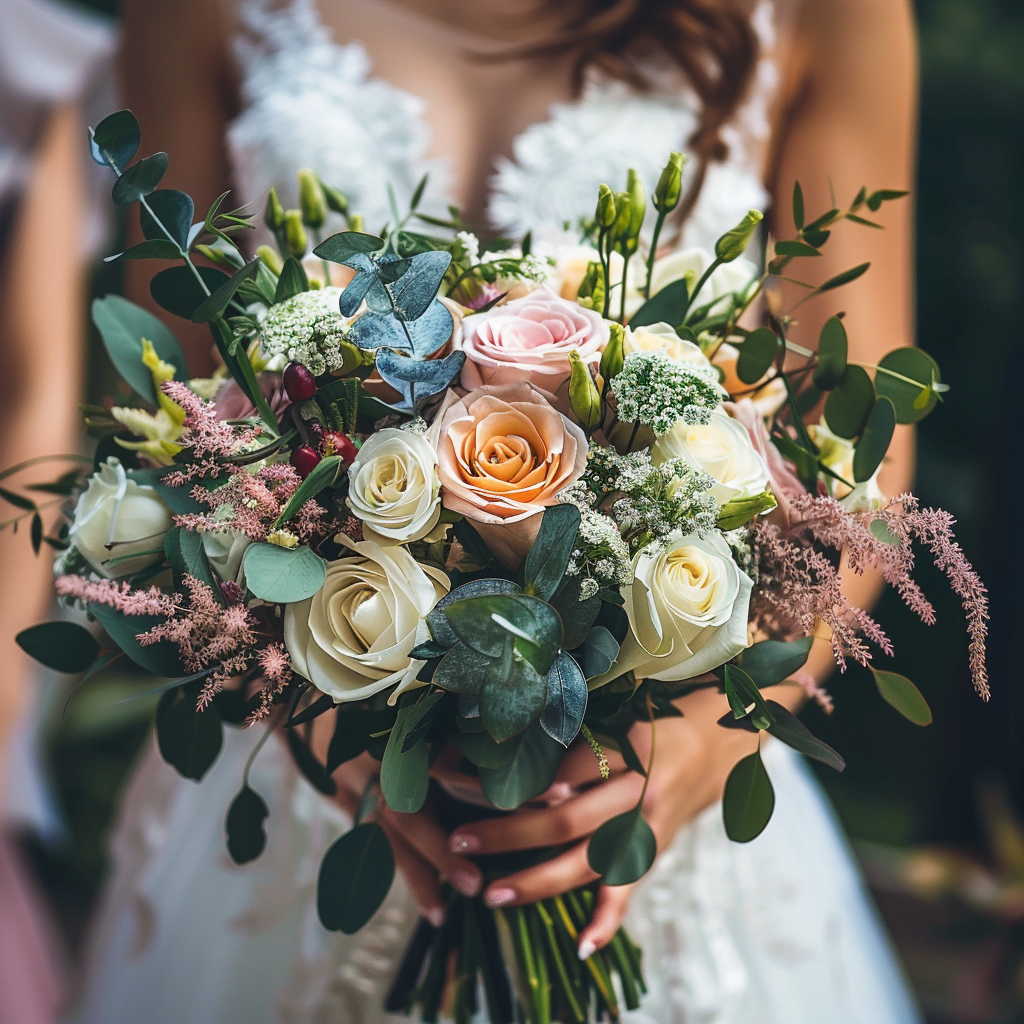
[
  {"xmin": 596, "ymin": 184, "xmax": 617, "ymax": 229},
  {"xmin": 611, "ymin": 190, "xmax": 632, "ymax": 245},
  {"xmin": 298, "ymin": 168, "xmax": 327, "ymax": 229},
  {"xmin": 291, "ymin": 445, "xmax": 321, "ymax": 478},
  {"xmin": 654, "ymin": 152, "xmax": 685, "ymax": 213},
  {"xmin": 600, "ymin": 322, "xmax": 625, "ymax": 382},
  {"xmin": 283, "ymin": 209, "xmax": 308, "ymax": 257},
  {"xmin": 626, "ymin": 168, "xmax": 646, "ymax": 240},
  {"xmin": 715, "ymin": 488, "xmax": 778, "ymax": 530},
  {"xmin": 256, "ymin": 244, "xmax": 283, "ymax": 276},
  {"xmin": 348, "ymin": 213, "xmax": 365, "ymax": 233},
  {"xmin": 283, "ymin": 361, "xmax": 317, "ymax": 402},
  {"xmin": 715, "ymin": 209, "xmax": 764, "ymax": 263},
  {"xmin": 318, "ymin": 176, "xmax": 349, "ymax": 215},
  {"xmin": 265, "ymin": 187, "xmax": 285, "ymax": 231},
  {"xmin": 568, "ymin": 349, "xmax": 602, "ymax": 431}
]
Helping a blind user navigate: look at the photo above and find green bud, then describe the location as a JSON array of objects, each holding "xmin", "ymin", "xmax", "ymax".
[
  {"xmin": 626, "ymin": 168, "xmax": 646, "ymax": 238},
  {"xmin": 193, "ymin": 243, "xmax": 240, "ymax": 269},
  {"xmin": 714, "ymin": 209, "xmax": 764, "ymax": 263},
  {"xmin": 596, "ymin": 184, "xmax": 617, "ymax": 229},
  {"xmin": 715, "ymin": 488, "xmax": 778, "ymax": 531},
  {"xmin": 283, "ymin": 210, "xmax": 307, "ymax": 258},
  {"xmin": 654, "ymin": 152, "xmax": 685, "ymax": 213},
  {"xmin": 348, "ymin": 213, "xmax": 365, "ymax": 233},
  {"xmin": 577, "ymin": 261, "xmax": 605, "ymax": 306},
  {"xmin": 600, "ymin": 322, "xmax": 625, "ymax": 382},
  {"xmin": 611, "ymin": 190, "xmax": 632, "ymax": 250},
  {"xmin": 264, "ymin": 187, "xmax": 285, "ymax": 231},
  {"xmin": 255, "ymin": 245, "xmax": 283, "ymax": 276},
  {"xmin": 568, "ymin": 350, "xmax": 602, "ymax": 431},
  {"xmin": 298, "ymin": 168, "xmax": 327, "ymax": 229},
  {"xmin": 317, "ymin": 175, "xmax": 349, "ymax": 215}
]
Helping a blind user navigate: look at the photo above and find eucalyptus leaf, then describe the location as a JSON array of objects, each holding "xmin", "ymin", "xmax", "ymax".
[
  {"xmin": 349, "ymin": 299, "xmax": 454, "ymax": 357},
  {"xmin": 792, "ymin": 181, "xmax": 804, "ymax": 230},
  {"xmin": 225, "ymin": 785, "xmax": 269, "ymax": 864},
  {"xmin": 16, "ymin": 621, "xmax": 99, "ymax": 673},
  {"xmin": 274, "ymin": 256, "xmax": 308, "ymax": 303},
  {"xmin": 192, "ymin": 258, "xmax": 261, "ymax": 323},
  {"xmin": 150, "ymin": 265, "xmax": 229, "ymax": 320},
  {"xmin": 818, "ymin": 262, "xmax": 870, "ymax": 293},
  {"xmin": 853, "ymin": 397, "xmax": 896, "ymax": 482},
  {"xmin": 427, "ymin": 579, "xmax": 521, "ymax": 647},
  {"xmin": 722, "ymin": 748, "xmax": 775, "ymax": 842},
  {"xmin": 451, "ymin": 729, "xmax": 521, "ymax": 769},
  {"xmin": 164, "ymin": 526, "xmax": 218, "ymax": 594},
  {"xmin": 89, "ymin": 604, "xmax": 185, "ymax": 677},
  {"xmin": 549, "ymin": 575, "xmax": 602, "ymax": 650},
  {"xmin": 628, "ymin": 278, "xmax": 689, "ymax": 329},
  {"xmin": 317, "ymin": 822, "xmax": 395, "ymax": 933},
  {"xmin": 874, "ymin": 347, "xmax": 941, "ymax": 424},
  {"xmin": 286, "ymin": 729, "xmax": 336, "ymax": 795},
  {"xmin": 444, "ymin": 594, "xmax": 562, "ymax": 673},
  {"xmin": 740, "ymin": 636, "xmax": 813, "ymax": 687},
  {"xmin": 723, "ymin": 664, "xmax": 774, "ymax": 731},
  {"xmin": 389, "ymin": 250, "xmax": 452, "ymax": 322},
  {"xmin": 523, "ymin": 503, "xmax": 580, "ymax": 602},
  {"xmin": 813, "ymin": 317, "xmax": 848, "ymax": 391},
  {"xmin": 764, "ymin": 700, "xmax": 845, "ymax": 771},
  {"xmin": 540, "ymin": 651, "xmax": 588, "ymax": 746},
  {"xmin": 774, "ymin": 240, "xmax": 820, "ymax": 258},
  {"xmin": 573, "ymin": 625, "xmax": 620, "ymax": 679},
  {"xmin": 478, "ymin": 722, "xmax": 563, "ymax": 809},
  {"xmin": 337, "ymin": 264, "xmax": 379, "ymax": 317},
  {"xmin": 873, "ymin": 669, "xmax": 932, "ymax": 726},
  {"xmin": 313, "ymin": 231, "xmax": 386, "ymax": 262},
  {"xmin": 89, "ymin": 109, "xmax": 140, "ymax": 170},
  {"xmin": 823, "ymin": 365, "xmax": 875, "ymax": 438},
  {"xmin": 400, "ymin": 691, "xmax": 447, "ymax": 752},
  {"xmin": 736, "ymin": 328, "xmax": 778, "ymax": 385},
  {"xmin": 242, "ymin": 543, "xmax": 327, "ymax": 604},
  {"xmin": 106, "ymin": 239, "xmax": 182, "ymax": 261},
  {"xmin": 381, "ymin": 703, "xmax": 431, "ymax": 813},
  {"xmin": 373, "ymin": 347, "xmax": 466, "ymax": 411},
  {"xmin": 155, "ymin": 686, "xmax": 223, "ymax": 781},
  {"xmin": 112, "ymin": 152, "xmax": 168, "ymax": 207},
  {"xmin": 141, "ymin": 189, "xmax": 194, "ymax": 251},
  {"xmin": 479, "ymin": 654, "xmax": 550, "ymax": 742},
  {"xmin": 587, "ymin": 806, "xmax": 657, "ymax": 885}
]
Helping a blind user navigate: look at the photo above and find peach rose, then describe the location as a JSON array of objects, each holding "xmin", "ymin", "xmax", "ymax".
[
  {"xmin": 433, "ymin": 383, "xmax": 588, "ymax": 566},
  {"xmin": 459, "ymin": 286, "xmax": 609, "ymax": 391}
]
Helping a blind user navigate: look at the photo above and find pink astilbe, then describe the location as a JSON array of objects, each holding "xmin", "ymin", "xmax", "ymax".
[
  {"xmin": 54, "ymin": 576, "xmax": 180, "ymax": 617},
  {"xmin": 247, "ymin": 643, "xmax": 294, "ymax": 724}
]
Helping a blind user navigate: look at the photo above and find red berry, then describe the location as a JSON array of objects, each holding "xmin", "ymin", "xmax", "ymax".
[
  {"xmin": 290, "ymin": 444, "xmax": 321, "ymax": 478},
  {"xmin": 283, "ymin": 362, "xmax": 317, "ymax": 402},
  {"xmin": 324, "ymin": 431, "xmax": 359, "ymax": 464}
]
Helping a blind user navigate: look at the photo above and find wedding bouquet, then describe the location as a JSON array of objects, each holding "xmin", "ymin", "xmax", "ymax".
[{"xmin": 5, "ymin": 109, "xmax": 990, "ymax": 1024}]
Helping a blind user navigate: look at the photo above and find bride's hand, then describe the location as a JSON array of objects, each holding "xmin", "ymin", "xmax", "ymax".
[{"xmin": 440, "ymin": 686, "xmax": 795, "ymax": 957}]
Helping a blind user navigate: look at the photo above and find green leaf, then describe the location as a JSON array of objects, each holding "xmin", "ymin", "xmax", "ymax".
[
  {"xmin": 736, "ymin": 328, "xmax": 778, "ymax": 385},
  {"xmin": 30, "ymin": 512, "xmax": 43, "ymax": 554},
  {"xmin": 444, "ymin": 594, "xmax": 562, "ymax": 672},
  {"xmin": 313, "ymin": 231, "xmax": 386, "ymax": 262},
  {"xmin": 723, "ymin": 664, "xmax": 774, "ymax": 731},
  {"xmin": 401, "ymin": 690, "xmax": 447, "ymax": 752},
  {"xmin": 451, "ymin": 729, "xmax": 521, "ymax": 769},
  {"xmin": 853, "ymin": 397, "xmax": 896, "ymax": 482},
  {"xmin": 112, "ymin": 152, "xmax": 168, "ymax": 207},
  {"xmin": 573, "ymin": 625, "xmax": 620, "ymax": 679},
  {"xmin": 792, "ymin": 181, "xmax": 804, "ymax": 231},
  {"xmin": 872, "ymin": 669, "xmax": 932, "ymax": 726},
  {"xmin": 274, "ymin": 255, "xmax": 308, "ymax": 303},
  {"xmin": 587, "ymin": 806, "xmax": 657, "ymax": 885},
  {"xmin": 480, "ymin": 655, "xmax": 550, "ymax": 742},
  {"xmin": 823, "ymin": 365, "xmax": 875, "ymax": 438},
  {"xmin": 740, "ymin": 636, "xmax": 813, "ymax": 687},
  {"xmin": 540, "ymin": 652, "xmax": 588, "ymax": 746},
  {"xmin": 774, "ymin": 240, "xmax": 820, "ymax": 258},
  {"xmin": 813, "ymin": 316, "xmax": 848, "ymax": 390},
  {"xmin": 274, "ymin": 456, "xmax": 343, "ymax": 526},
  {"xmin": 389, "ymin": 251, "xmax": 452, "ymax": 322},
  {"xmin": 523, "ymin": 503, "xmax": 580, "ymax": 601},
  {"xmin": 0, "ymin": 485, "xmax": 35, "ymax": 511},
  {"xmin": 286, "ymin": 729, "xmax": 336, "ymax": 795},
  {"xmin": 317, "ymin": 822, "xmax": 395, "ymax": 933},
  {"xmin": 722, "ymin": 749, "xmax": 775, "ymax": 842},
  {"xmin": 818, "ymin": 262, "xmax": 870, "ymax": 293},
  {"xmin": 628, "ymin": 278, "xmax": 689, "ymax": 329},
  {"xmin": 381, "ymin": 703, "xmax": 431, "ymax": 813},
  {"xmin": 286, "ymin": 692, "xmax": 334, "ymax": 728},
  {"xmin": 870, "ymin": 519, "xmax": 901, "ymax": 546},
  {"xmin": 91, "ymin": 295, "xmax": 188, "ymax": 404},
  {"xmin": 150, "ymin": 265, "xmax": 229, "ymax": 320},
  {"xmin": 141, "ymin": 189, "xmax": 194, "ymax": 251},
  {"xmin": 764, "ymin": 700, "xmax": 845, "ymax": 771},
  {"xmin": 874, "ymin": 347, "xmax": 941, "ymax": 424},
  {"xmin": 155, "ymin": 686, "xmax": 223, "ymax": 781},
  {"xmin": 89, "ymin": 604, "xmax": 185, "ymax": 677},
  {"xmin": 866, "ymin": 189, "xmax": 909, "ymax": 212},
  {"xmin": 479, "ymin": 722, "xmax": 563, "ymax": 809},
  {"xmin": 89, "ymin": 109, "xmax": 140, "ymax": 170},
  {"xmin": 164, "ymin": 526, "xmax": 218, "ymax": 594},
  {"xmin": 16, "ymin": 621, "xmax": 100, "ymax": 673},
  {"xmin": 242, "ymin": 544, "xmax": 327, "ymax": 604},
  {"xmin": 106, "ymin": 239, "xmax": 182, "ymax": 261},
  {"xmin": 225, "ymin": 785, "xmax": 269, "ymax": 864},
  {"xmin": 191, "ymin": 258, "xmax": 261, "ymax": 323}
]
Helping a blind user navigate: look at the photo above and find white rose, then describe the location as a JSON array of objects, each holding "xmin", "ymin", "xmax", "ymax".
[
  {"xmin": 652, "ymin": 407, "xmax": 771, "ymax": 506},
  {"xmin": 284, "ymin": 536, "xmax": 449, "ymax": 703},
  {"xmin": 646, "ymin": 248, "xmax": 758, "ymax": 314},
  {"xmin": 808, "ymin": 422, "xmax": 886, "ymax": 511},
  {"xmin": 346, "ymin": 428, "xmax": 442, "ymax": 543},
  {"xmin": 623, "ymin": 322, "xmax": 713, "ymax": 368},
  {"xmin": 601, "ymin": 531, "xmax": 753, "ymax": 684},
  {"xmin": 201, "ymin": 530, "xmax": 252, "ymax": 585},
  {"xmin": 69, "ymin": 458, "xmax": 174, "ymax": 578}
]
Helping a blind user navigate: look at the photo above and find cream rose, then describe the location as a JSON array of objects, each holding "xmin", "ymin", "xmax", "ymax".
[
  {"xmin": 623, "ymin": 322, "xmax": 714, "ymax": 368},
  {"xmin": 346, "ymin": 428, "xmax": 441, "ymax": 543},
  {"xmin": 201, "ymin": 529, "xmax": 252, "ymax": 586},
  {"xmin": 459, "ymin": 286, "xmax": 609, "ymax": 391},
  {"xmin": 599, "ymin": 531, "xmax": 753, "ymax": 684},
  {"xmin": 284, "ymin": 536, "xmax": 449, "ymax": 703},
  {"xmin": 69, "ymin": 458, "xmax": 174, "ymax": 578},
  {"xmin": 653, "ymin": 406, "xmax": 771, "ymax": 505},
  {"xmin": 645, "ymin": 248, "xmax": 758, "ymax": 315},
  {"xmin": 808, "ymin": 422, "xmax": 886, "ymax": 511},
  {"xmin": 434, "ymin": 383, "xmax": 588, "ymax": 566}
]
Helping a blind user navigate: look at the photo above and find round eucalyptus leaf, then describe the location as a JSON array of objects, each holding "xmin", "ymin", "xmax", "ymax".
[
  {"xmin": 479, "ymin": 723, "xmax": 563, "ymax": 809},
  {"xmin": 813, "ymin": 316, "xmax": 848, "ymax": 390},
  {"xmin": 150, "ymin": 265, "xmax": 229, "ymax": 320},
  {"xmin": 242, "ymin": 543, "xmax": 327, "ymax": 604},
  {"xmin": 740, "ymin": 636, "xmax": 813, "ymax": 687},
  {"xmin": 722, "ymin": 749, "xmax": 775, "ymax": 842},
  {"xmin": 524, "ymin": 503, "xmax": 580, "ymax": 602},
  {"xmin": 540, "ymin": 652, "xmax": 588, "ymax": 747},
  {"xmin": 587, "ymin": 807, "xmax": 658, "ymax": 885},
  {"xmin": 112, "ymin": 152, "xmax": 169, "ymax": 207},
  {"xmin": 155, "ymin": 686, "xmax": 223, "ymax": 781},
  {"xmin": 736, "ymin": 328, "xmax": 779, "ymax": 385},
  {"xmin": 823, "ymin": 364, "xmax": 875, "ymax": 438},
  {"xmin": 313, "ymin": 231, "xmax": 386, "ymax": 263},
  {"xmin": 225, "ymin": 785, "xmax": 269, "ymax": 864},
  {"xmin": 874, "ymin": 347, "xmax": 942, "ymax": 424},
  {"xmin": 89, "ymin": 109, "xmax": 140, "ymax": 169},
  {"xmin": 853, "ymin": 397, "xmax": 896, "ymax": 482},
  {"xmin": 16, "ymin": 621, "xmax": 100, "ymax": 674},
  {"xmin": 317, "ymin": 823, "xmax": 395, "ymax": 933},
  {"xmin": 140, "ymin": 189, "xmax": 194, "ymax": 251},
  {"xmin": 872, "ymin": 669, "xmax": 932, "ymax": 726}
]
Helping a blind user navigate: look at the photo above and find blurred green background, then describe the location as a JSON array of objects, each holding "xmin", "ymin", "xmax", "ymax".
[{"xmin": 31, "ymin": 0, "xmax": 1024, "ymax": 1020}]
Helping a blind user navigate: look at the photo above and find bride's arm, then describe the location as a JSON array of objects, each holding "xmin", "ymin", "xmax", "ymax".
[{"xmin": 443, "ymin": 0, "xmax": 919, "ymax": 956}]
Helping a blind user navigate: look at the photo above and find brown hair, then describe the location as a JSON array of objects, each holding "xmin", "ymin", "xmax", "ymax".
[{"xmin": 511, "ymin": 0, "xmax": 760, "ymax": 227}]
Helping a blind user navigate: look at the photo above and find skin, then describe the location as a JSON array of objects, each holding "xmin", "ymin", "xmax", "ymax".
[{"xmin": 121, "ymin": 0, "xmax": 918, "ymax": 958}]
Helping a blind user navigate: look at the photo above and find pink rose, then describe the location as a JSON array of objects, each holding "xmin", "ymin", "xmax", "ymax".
[
  {"xmin": 213, "ymin": 372, "xmax": 290, "ymax": 422},
  {"xmin": 459, "ymin": 286, "xmax": 609, "ymax": 391},
  {"xmin": 433, "ymin": 383, "xmax": 588, "ymax": 566}
]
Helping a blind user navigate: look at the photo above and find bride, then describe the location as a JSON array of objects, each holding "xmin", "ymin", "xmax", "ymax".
[{"xmin": 68, "ymin": 0, "xmax": 921, "ymax": 1021}]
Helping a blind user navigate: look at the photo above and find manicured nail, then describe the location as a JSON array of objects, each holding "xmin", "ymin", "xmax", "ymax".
[
  {"xmin": 577, "ymin": 938, "xmax": 597, "ymax": 961},
  {"xmin": 450, "ymin": 833, "xmax": 479, "ymax": 853},
  {"xmin": 424, "ymin": 906, "xmax": 445, "ymax": 928},
  {"xmin": 484, "ymin": 887, "xmax": 516, "ymax": 908},
  {"xmin": 452, "ymin": 868, "xmax": 482, "ymax": 897}
]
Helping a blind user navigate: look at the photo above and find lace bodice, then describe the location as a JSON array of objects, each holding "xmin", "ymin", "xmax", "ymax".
[{"xmin": 227, "ymin": 0, "xmax": 783, "ymax": 252}]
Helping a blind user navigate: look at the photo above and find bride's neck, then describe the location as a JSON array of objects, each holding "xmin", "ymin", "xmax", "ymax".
[{"xmin": 368, "ymin": 0, "xmax": 566, "ymax": 44}]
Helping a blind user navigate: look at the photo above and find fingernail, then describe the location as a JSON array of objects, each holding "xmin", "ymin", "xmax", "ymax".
[
  {"xmin": 450, "ymin": 833, "xmax": 479, "ymax": 853},
  {"xmin": 424, "ymin": 906, "xmax": 445, "ymax": 928},
  {"xmin": 484, "ymin": 887, "xmax": 516, "ymax": 908},
  {"xmin": 577, "ymin": 938, "xmax": 597, "ymax": 961},
  {"xmin": 452, "ymin": 868, "xmax": 481, "ymax": 897}
]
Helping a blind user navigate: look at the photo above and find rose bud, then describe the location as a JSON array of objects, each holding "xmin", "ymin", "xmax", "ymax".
[
  {"xmin": 291, "ymin": 444, "xmax": 321, "ymax": 478},
  {"xmin": 283, "ymin": 362, "xmax": 317, "ymax": 402},
  {"xmin": 323, "ymin": 431, "xmax": 359, "ymax": 464}
]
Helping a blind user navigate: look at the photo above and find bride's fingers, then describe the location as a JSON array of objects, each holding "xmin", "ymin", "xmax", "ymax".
[
  {"xmin": 576, "ymin": 883, "xmax": 636, "ymax": 957},
  {"xmin": 482, "ymin": 841, "xmax": 599, "ymax": 908},
  {"xmin": 383, "ymin": 825, "xmax": 446, "ymax": 928},
  {"xmin": 450, "ymin": 773, "xmax": 644, "ymax": 855}
]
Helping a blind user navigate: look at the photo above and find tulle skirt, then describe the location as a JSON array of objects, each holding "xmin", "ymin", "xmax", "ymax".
[{"xmin": 66, "ymin": 725, "xmax": 922, "ymax": 1024}]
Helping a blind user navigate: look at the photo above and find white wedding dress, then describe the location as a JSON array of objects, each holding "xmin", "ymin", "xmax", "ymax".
[{"xmin": 66, "ymin": 2, "xmax": 923, "ymax": 1022}]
